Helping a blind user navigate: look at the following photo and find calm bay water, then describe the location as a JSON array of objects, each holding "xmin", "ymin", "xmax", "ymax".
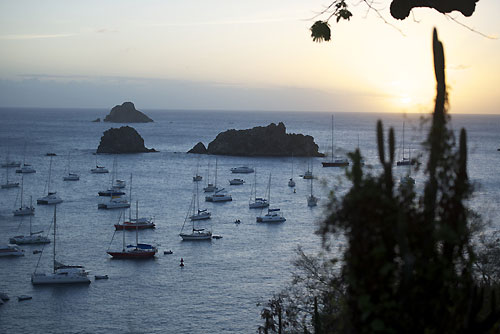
[{"xmin": 0, "ymin": 108, "xmax": 499, "ymax": 333}]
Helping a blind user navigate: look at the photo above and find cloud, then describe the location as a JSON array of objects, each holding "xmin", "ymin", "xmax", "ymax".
[{"xmin": 0, "ymin": 33, "xmax": 76, "ymax": 40}]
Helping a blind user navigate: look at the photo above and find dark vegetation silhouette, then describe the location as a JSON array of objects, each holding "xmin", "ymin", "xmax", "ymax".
[
  {"xmin": 258, "ymin": 29, "xmax": 500, "ymax": 334},
  {"xmin": 309, "ymin": 0, "xmax": 480, "ymax": 42}
]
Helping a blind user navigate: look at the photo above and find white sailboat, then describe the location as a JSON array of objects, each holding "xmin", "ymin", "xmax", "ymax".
[
  {"xmin": 249, "ymin": 169, "xmax": 269, "ymax": 209},
  {"xmin": 307, "ymin": 178, "xmax": 318, "ymax": 207},
  {"xmin": 322, "ymin": 115, "xmax": 349, "ymax": 167},
  {"xmin": 288, "ymin": 155, "xmax": 295, "ymax": 187},
  {"xmin": 98, "ymin": 174, "xmax": 131, "ymax": 209},
  {"xmin": 15, "ymin": 143, "xmax": 36, "ymax": 173},
  {"xmin": 1, "ymin": 149, "xmax": 20, "ymax": 168},
  {"xmin": 203, "ymin": 159, "xmax": 219, "ymax": 192},
  {"xmin": 190, "ymin": 182, "xmax": 211, "ymax": 220},
  {"xmin": 256, "ymin": 208, "xmax": 286, "ymax": 223},
  {"xmin": 13, "ymin": 174, "xmax": 35, "ymax": 216},
  {"xmin": 1, "ymin": 158, "xmax": 19, "ymax": 189},
  {"xmin": 303, "ymin": 160, "xmax": 314, "ymax": 179},
  {"xmin": 98, "ymin": 158, "xmax": 126, "ymax": 196},
  {"xmin": 205, "ymin": 188, "xmax": 232, "ymax": 202},
  {"xmin": 31, "ymin": 205, "xmax": 91, "ymax": 285},
  {"xmin": 114, "ymin": 201, "xmax": 156, "ymax": 230},
  {"xmin": 91, "ymin": 154, "xmax": 108, "ymax": 173},
  {"xmin": 397, "ymin": 122, "xmax": 412, "ymax": 166},
  {"xmin": 10, "ymin": 197, "xmax": 50, "ymax": 244},
  {"xmin": 193, "ymin": 158, "xmax": 203, "ymax": 182},
  {"xmin": 256, "ymin": 173, "xmax": 286, "ymax": 222},
  {"xmin": 0, "ymin": 245, "xmax": 24, "ymax": 257},
  {"xmin": 63, "ymin": 151, "xmax": 79, "ymax": 181},
  {"xmin": 37, "ymin": 156, "xmax": 63, "ymax": 205},
  {"xmin": 180, "ymin": 196, "xmax": 212, "ymax": 241}
]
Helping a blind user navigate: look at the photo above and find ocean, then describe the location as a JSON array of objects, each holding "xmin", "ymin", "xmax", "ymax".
[{"xmin": 0, "ymin": 108, "xmax": 499, "ymax": 333}]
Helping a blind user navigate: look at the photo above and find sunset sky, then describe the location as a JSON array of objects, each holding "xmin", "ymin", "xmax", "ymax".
[{"xmin": 0, "ymin": 0, "xmax": 498, "ymax": 114}]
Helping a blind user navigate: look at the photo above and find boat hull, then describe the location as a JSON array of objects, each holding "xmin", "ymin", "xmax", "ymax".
[
  {"xmin": 107, "ymin": 250, "xmax": 156, "ymax": 259},
  {"xmin": 179, "ymin": 233, "xmax": 212, "ymax": 241},
  {"xmin": 10, "ymin": 235, "xmax": 50, "ymax": 244},
  {"xmin": 37, "ymin": 198, "xmax": 63, "ymax": 205},
  {"xmin": 98, "ymin": 190, "xmax": 126, "ymax": 197},
  {"xmin": 13, "ymin": 207, "xmax": 35, "ymax": 216},
  {"xmin": 322, "ymin": 161, "xmax": 349, "ymax": 167},
  {"xmin": 31, "ymin": 273, "xmax": 90, "ymax": 285},
  {"xmin": 1, "ymin": 182, "xmax": 19, "ymax": 189},
  {"xmin": 114, "ymin": 223, "xmax": 155, "ymax": 230}
]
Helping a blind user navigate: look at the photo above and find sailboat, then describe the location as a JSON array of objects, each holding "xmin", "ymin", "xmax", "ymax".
[
  {"xmin": 205, "ymin": 188, "xmax": 232, "ymax": 202},
  {"xmin": 203, "ymin": 159, "xmax": 219, "ymax": 192},
  {"xmin": 13, "ymin": 174, "xmax": 35, "ymax": 216},
  {"xmin": 1, "ymin": 159, "xmax": 19, "ymax": 189},
  {"xmin": 107, "ymin": 210, "xmax": 158, "ymax": 258},
  {"xmin": 190, "ymin": 182, "xmax": 211, "ymax": 220},
  {"xmin": 288, "ymin": 155, "xmax": 295, "ymax": 187},
  {"xmin": 396, "ymin": 122, "xmax": 412, "ymax": 166},
  {"xmin": 0, "ymin": 245, "xmax": 24, "ymax": 257},
  {"xmin": 249, "ymin": 169, "xmax": 269, "ymax": 209},
  {"xmin": 15, "ymin": 143, "xmax": 36, "ymax": 173},
  {"xmin": 114, "ymin": 200, "xmax": 156, "ymax": 230},
  {"xmin": 193, "ymin": 158, "xmax": 203, "ymax": 182},
  {"xmin": 98, "ymin": 158, "xmax": 126, "ymax": 196},
  {"xmin": 303, "ymin": 160, "xmax": 314, "ymax": 179},
  {"xmin": 256, "ymin": 175, "xmax": 286, "ymax": 222},
  {"xmin": 37, "ymin": 156, "xmax": 63, "ymax": 205},
  {"xmin": 63, "ymin": 151, "xmax": 79, "ymax": 181},
  {"xmin": 31, "ymin": 205, "xmax": 91, "ymax": 284},
  {"xmin": 98, "ymin": 174, "xmax": 131, "ymax": 209},
  {"xmin": 322, "ymin": 115, "xmax": 349, "ymax": 167},
  {"xmin": 91, "ymin": 154, "xmax": 109, "ymax": 173},
  {"xmin": 307, "ymin": 178, "xmax": 318, "ymax": 207},
  {"xmin": 1, "ymin": 149, "xmax": 20, "ymax": 168},
  {"xmin": 10, "ymin": 197, "xmax": 50, "ymax": 244},
  {"xmin": 179, "ymin": 196, "xmax": 212, "ymax": 241}
]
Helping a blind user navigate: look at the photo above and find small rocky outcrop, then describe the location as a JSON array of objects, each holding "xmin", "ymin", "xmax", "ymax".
[
  {"xmin": 92, "ymin": 118, "xmax": 101, "ymax": 122},
  {"xmin": 97, "ymin": 126, "xmax": 156, "ymax": 154},
  {"xmin": 188, "ymin": 142, "xmax": 208, "ymax": 154},
  {"xmin": 189, "ymin": 122, "xmax": 322, "ymax": 157},
  {"xmin": 104, "ymin": 102, "xmax": 153, "ymax": 123}
]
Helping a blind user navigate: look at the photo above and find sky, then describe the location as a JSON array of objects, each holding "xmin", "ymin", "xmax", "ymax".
[{"xmin": 0, "ymin": 0, "xmax": 499, "ymax": 114}]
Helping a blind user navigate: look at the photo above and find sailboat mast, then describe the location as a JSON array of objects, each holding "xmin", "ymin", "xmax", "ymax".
[
  {"xmin": 129, "ymin": 174, "xmax": 133, "ymax": 221},
  {"xmin": 47, "ymin": 156, "xmax": 53, "ymax": 194},
  {"xmin": 122, "ymin": 210, "xmax": 126, "ymax": 251},
  {"xmin": 20, "ymin": 174, "xmax": 24, "ymax": 207},
  {"xmin": 214, "ymin": 158, "xmax": 218, "ymax": 188},
  {"xmin": 195, "ymin": 181, "xmax": 200, "ymax": 213},
  {"xmin": 53, "ymin": 205, "xmax": 56, "ymax": 273},
  {"xmin": 135, "ymin": 201, "xmax": 139, "ymax": 248},
  {"xmin": 29, "ymin": 196, "xmax": 33, "ymax": 235},
  {"xmin": 267, "ymin": 173, "xmax": 272, "ymax": 204},
  {"xmin": 331, "ymin": 115, "xmax": 334, "ymax": 161},
  {"xmin": 402, "ymin": 122, "xmax": 406, "ymax": 159}
]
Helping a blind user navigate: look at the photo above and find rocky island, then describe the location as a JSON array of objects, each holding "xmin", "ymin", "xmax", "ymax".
[
  {"xmin": 97, "ymin": 126, "xmax": 157, "ymax": 154},
  {"xmin": 188, "ymin": 122, "xmax": 323, "ymax": 157},
  {"xmin": 104, "ymin": 102, "xmax": 153, "ymax": 123}
]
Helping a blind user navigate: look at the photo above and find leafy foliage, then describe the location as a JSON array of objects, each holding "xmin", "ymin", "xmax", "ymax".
[{"xmin": 310, "ymin": 21, "xmax": 331, "ymax": 43}]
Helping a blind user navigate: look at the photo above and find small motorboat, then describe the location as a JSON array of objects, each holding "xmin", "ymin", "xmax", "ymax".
[
  {"xmin": 229, "ymin": 178, "xmax": 245, "ymax": 185},
  {"xmin": 18, "ymin": 295, "xmax": 32, "ymax": 301},
  {"xmin": 163, "ymin": 250, "xmax": 173, "ymax": 255},
  {"xmin": 212, "ymin": 235, "xmax": 223, "ymax": 239},
  {"xmin": 230, "ymin": 166, "xmax": 254, "ymax": 174},
  {"xmin": 94, "ymin": 275, "xmax": 109, "ymax": 280}
]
